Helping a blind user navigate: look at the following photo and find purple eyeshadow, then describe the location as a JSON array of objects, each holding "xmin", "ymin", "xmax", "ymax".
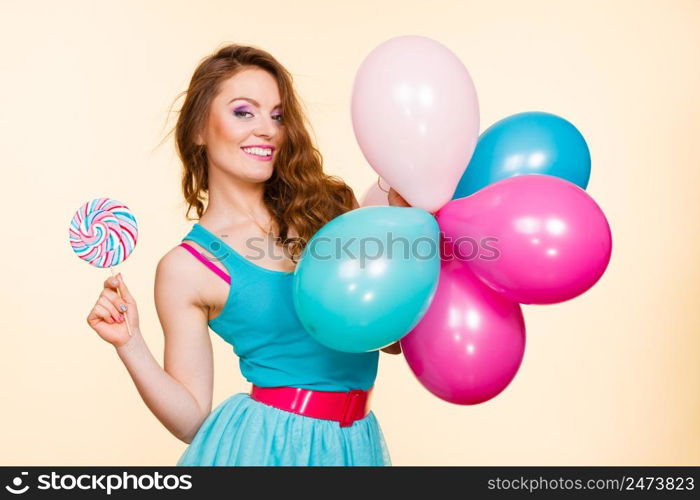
[{"xmin": 233, "ymin": 105, "xmax": 252, "ymax": 113}]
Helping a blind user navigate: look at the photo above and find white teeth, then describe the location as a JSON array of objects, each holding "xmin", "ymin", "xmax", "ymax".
[{"xmin": 242, "ymin": 147, "xmax": 272, "ymax": 157}]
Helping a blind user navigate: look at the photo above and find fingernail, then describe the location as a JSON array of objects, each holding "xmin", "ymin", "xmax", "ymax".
[
  {"xmin": 111, "ymin": 279, "xmax": 119, "ymax": 286},
  {"xmin": 119, "ymin": 304, "xmax": 127, "ymax": 312},
  {"xmin": 118, "ymin": 314, "xmax": 124, "ymax": 322}
]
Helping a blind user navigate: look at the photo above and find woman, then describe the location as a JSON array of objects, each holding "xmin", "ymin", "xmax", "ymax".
[{"xmin": 86, "ymin": 44, "xmax": 408, "ymax": 466}]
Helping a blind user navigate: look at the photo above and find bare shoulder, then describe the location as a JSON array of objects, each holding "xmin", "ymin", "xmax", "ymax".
[
  {"xmin": 156, "ymin": 246, "xmax": 204, "ymax": 308},
  {"xmin": 157, "ymin": 240, "xmax": 232, "ymax": 322}
]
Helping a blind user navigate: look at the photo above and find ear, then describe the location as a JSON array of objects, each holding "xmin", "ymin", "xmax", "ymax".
[{"xmin": 194, "ymin": 132, "xmax": 204, "ymax": 146}]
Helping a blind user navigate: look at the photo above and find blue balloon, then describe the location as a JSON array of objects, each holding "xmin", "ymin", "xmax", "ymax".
[
  {"xmin": 452, "ymin": 111, "xmax": 591, "ymax": 199},
  {"xmin": 293, "ymin": 206, "xmax": 440, "ymax": 353}
]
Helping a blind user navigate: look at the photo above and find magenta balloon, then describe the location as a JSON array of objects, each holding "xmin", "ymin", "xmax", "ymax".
[
  {"xmin": 351, "ymin": 36, "xmax": 479, "ymax": 213},
  {"xmin": 437, "ymin": 175, "xmax": 612, "ymax": 304},
  {"xmin": 401, "ymin": 260, "xmax": 525, "ymax": 405}
]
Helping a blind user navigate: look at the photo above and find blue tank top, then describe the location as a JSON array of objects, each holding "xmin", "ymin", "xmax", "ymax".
[{"xmin": 181, "ymin": 223, "xmax": 379, "ymax": 391}]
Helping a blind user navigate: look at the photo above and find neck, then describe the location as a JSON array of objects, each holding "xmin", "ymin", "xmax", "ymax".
[{"xmin": 201, "ymin": 168, "xmax": 271, "ymax": 229}]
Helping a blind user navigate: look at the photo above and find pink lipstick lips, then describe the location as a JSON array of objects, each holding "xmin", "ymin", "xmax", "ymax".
[{"xmin": 241, "ymin": 144, "xmax": 275, "ymax": 162}]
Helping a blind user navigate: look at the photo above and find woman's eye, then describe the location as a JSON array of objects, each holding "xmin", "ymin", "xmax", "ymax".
[
  {"xmin": 233, "ymin": 110, "xmax": 253, "ymax": 118},
  {"xmin": 272, "ymin": 114, "xmax": 283, "ymax": 122}
]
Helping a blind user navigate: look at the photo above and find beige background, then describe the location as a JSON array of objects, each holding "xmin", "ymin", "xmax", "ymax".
[{"xmin": 1, "ymin": 0, "xmax": 698, "ymax": 465}]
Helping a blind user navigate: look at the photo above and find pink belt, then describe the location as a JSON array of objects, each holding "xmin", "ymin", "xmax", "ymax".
[{"xmin": 249, "ymin": 385, "xmax": 373, "ymax": 427}]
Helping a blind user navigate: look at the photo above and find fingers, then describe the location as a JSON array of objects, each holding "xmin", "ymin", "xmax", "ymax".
[
  {"xmin": 388, "ymin": 188, "xmax": 410, "ymax": 207},
  {"xmin": 103, "ymin": 273, "xmax": 134, "ymax": 305},
  {"xmin": 87, "ymin": 275, "xmax": 131, "ymax": 330},
  {"xmin": 100, "ymin": 288, "xmax": 129, "ymax": 319},
  {"xmin": 104, "ymin": 275, "xmax": 119, "ymax": 289},
  {"xmin": 380, "ymin": 341, "xmax": 402, "ymax": 355},
  {"xmin": 97, "ymin": 296, "xmax": 123, "ymax": 322},
  {"xmin": 88, "ymin": 303, "xmax": 115, "ymax": 325},
  {"xmin": 114, "ymin": 273, "xmax": 134, "ymax": 304}
]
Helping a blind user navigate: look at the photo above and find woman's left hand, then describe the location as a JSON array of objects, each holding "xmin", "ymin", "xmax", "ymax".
[
  {"xmin": 380, "ymin": 341, "xmax": 402, "ymax": 355},
  {"xmin": 388, "ymin": 188, "xmax": 410, "ymax": 207},
  {"xmin": 382, "ymin": 187, "xmax": 409, "ymax": 355}
]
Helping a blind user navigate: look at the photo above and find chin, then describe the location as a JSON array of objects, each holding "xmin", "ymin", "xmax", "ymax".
[
  {"xmin": 222, "ymin": 162, "xmax": 273, "ymax": 183},
  {"xmin": 247, "ymin": 168, "xmax": 274, "ymax": 183}
]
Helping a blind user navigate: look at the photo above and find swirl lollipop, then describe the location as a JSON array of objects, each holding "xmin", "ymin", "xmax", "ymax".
[{"xmin": 69, "ymin": 197, "xmax": 138, "ymax": 336}]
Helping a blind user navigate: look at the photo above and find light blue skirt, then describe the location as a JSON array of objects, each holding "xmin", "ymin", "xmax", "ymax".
[{"xmin": 176, "ymin": 393, "xmax": 392, "ymax": 466}]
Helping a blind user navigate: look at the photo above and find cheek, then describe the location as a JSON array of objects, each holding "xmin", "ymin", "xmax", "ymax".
[
  {"xmin": 276, "ymin": 126, "xmax": 287, "ymax": 147},
  {"xmin": 209, "ymin": 114, "xmax": 249, "ymax": 146}
]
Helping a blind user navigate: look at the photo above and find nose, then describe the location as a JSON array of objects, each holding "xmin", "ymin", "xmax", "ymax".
[{"xmin": 253, "ymin": 115, "xmax": 278, "ymax": 139}]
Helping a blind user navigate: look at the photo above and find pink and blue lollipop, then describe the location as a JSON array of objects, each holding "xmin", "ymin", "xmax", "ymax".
[
  {"xmin": 69, "ymin": 198, "xmax": 138, "ymax": 268},
  {"xmin": 69, "ymin": 197, "xmax": 138, "ymax": 337}
]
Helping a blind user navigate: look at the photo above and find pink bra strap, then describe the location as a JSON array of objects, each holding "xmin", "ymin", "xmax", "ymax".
[{"xmin": 179, "ymin": 242, "xmax": 231, "ymax": 285}]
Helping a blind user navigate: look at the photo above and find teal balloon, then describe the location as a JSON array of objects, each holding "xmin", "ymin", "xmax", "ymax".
[
  {"xmin": 453, "ymin": 111, "xmax": 591, "ymax": 199},
  {"xmin": 293, "ymin": 206, "xmax": 440, "ymax": 353}
]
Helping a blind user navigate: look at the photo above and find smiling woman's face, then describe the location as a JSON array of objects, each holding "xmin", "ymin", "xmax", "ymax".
[{"xmin": 199, "ymin": 67, "xmax": 285, "ymax": 183}]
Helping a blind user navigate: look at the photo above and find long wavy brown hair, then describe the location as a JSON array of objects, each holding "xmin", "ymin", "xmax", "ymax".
[{"xmin": 174, "ymin": 44, "xmax": 355, "ymax": 262}]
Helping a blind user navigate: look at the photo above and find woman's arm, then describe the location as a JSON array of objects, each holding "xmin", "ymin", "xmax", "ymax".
[{"xmin": 113, "ymin": 250, "xmax": 214, "ymax": 444}]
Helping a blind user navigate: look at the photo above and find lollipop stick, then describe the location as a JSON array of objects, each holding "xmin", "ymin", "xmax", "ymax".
[{"xmin": 109, "ymin": 267, "xmax": 133, "ymax": 337}]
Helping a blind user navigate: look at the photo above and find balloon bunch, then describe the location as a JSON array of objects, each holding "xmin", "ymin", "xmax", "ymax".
[{"xmin": 294, "ymin": 35, "xmax": 612, "ymax": 406}]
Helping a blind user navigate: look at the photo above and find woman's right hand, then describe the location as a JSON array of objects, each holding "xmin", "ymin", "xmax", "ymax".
[{"xmin": 86, "ymin": 273, "xmax": 140, "ymax": 348}]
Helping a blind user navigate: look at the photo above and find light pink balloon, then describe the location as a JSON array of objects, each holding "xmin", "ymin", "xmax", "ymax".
[
  {"xmin": 437, "ymin": 175, "xmax": 613, "ymax": 304},
  {"xmin": 401, "ymin": 259, "xmax": 525, "ymax": 405},
  {"xmin": 361, "ymin": 179, "xmax": 390, "ymax": 206},
  {"xmin": 351, "ymin": 36, "xmax": 479, "ymax": 213}
]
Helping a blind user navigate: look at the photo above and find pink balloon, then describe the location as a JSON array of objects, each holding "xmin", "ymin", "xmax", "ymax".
[
  {"xmin": 361, "ymin": 179, "xmax": 390, "ymax": 206},
  {"xmin": 401, "ymin": 259, "xmax": 525, "ymax": 405},
  {"xmin": 351, "ymin": 36, "xmax": 479, "ymax": 213},
  {"xmin": 437, "ymin": 175, "xmax": 613, "ymax": 304}
]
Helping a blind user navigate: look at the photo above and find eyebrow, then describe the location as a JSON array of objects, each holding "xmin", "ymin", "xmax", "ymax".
[{"xmin": 228, "ymin": 96, "xmax": 282, "ymax": 110}]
